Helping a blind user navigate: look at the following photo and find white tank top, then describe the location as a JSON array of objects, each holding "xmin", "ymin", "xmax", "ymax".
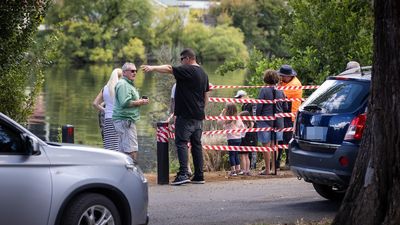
[{"xmin": 103, "ymin": 85, "xmax": 114, "ymax": 119}]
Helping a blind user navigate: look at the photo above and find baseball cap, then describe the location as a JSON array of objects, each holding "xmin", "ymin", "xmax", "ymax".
[
  {"xmin": 234, "ymin": 90, "xmax": 247, "ymax": 98},
  {"xmin": 346, "ymin": 61, "xmax": 360, "ymax": 70}
]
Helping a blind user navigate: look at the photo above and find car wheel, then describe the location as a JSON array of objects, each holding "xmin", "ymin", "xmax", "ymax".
[
  {"xmin": 61, "ymin": 193, "xmax": 121, "ymax": 225},
  {"xmin": 312, "ymin": 183, "xmax": 346, "ymax": 201}
]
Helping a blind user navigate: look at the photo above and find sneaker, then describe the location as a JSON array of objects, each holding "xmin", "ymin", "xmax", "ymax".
[
  {"xmin": 171, "ymin": 174, "xmax": 191, "ymax": 185},
  {"xmin": 191, "ymin": 176, "xmax": 205, "ymax": 184},
  {"xmin": 229, "ymin": 171, "xmax": 237, "ymax": 176},
  {"xmin": 237, "ymin": 170, "xmax": 244, "ymax": 175}
]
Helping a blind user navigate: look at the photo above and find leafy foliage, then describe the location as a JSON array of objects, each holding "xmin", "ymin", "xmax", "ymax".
[
  {"xmin": 45, "ymin": 0, "xmax": 153, "ymax": 63},
  {"xmin": 150, "ymin": 8, "xmax": 186, "ymax": 50},
  {"xmin": 181, "ymin": 23, "xmax": 249, "ymax": 63},
  {"xmin": 210, "ymin": 0, "xmax": 287, "ymax": 57},
  {"xmin": 217, "ymin": 0, "xmax": 373, "ymax": 89},
  {"xmin": 42, "ymin": 0, "xmax": 249, "ymax": 63},
  {"xmin": 281, "ymin": 0, "xmax": 373, "ymax": 75},
  {"xmin": 117, "ymin": 38, "xmax": 146, "ymax": 63},
  {"xmin": 0, "ymin": 0, "xmax": 52, "ymax": 122}
]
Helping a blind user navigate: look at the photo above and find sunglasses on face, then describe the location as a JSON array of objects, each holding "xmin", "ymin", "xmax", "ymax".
[{"xmin": 126, "ymin": 69, "xmax": 137, "ymax": 73}]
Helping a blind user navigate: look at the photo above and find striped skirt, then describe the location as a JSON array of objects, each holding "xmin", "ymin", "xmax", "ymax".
[{"xmin": 103, "ymin": 118, "xmax": 119, "ymax": 150}]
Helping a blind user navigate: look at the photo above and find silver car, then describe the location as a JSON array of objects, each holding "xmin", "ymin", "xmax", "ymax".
[{"xmin": 0, "ymin": 113, "xmax": 149, "ymax": 225}]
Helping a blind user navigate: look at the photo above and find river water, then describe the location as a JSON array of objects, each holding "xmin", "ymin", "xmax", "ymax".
[{"xmin": 27, "ymin": 62, "xmax": 247, "ymax": 172}]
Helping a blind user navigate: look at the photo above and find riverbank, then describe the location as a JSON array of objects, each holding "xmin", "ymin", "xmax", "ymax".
[{"xmin": 144, "ymin": 170, "xmax": 295, "ymax": 186}]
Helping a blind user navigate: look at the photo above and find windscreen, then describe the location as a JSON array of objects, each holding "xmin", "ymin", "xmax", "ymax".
[{"xmin": 302, "ymin": 80, "xmax": 369, "ymax": 114}]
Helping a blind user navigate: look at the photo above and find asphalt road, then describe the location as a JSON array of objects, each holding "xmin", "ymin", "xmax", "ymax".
[{"xmin": 148, "ymin": 177, "xmax": 341, "ymax": 225}]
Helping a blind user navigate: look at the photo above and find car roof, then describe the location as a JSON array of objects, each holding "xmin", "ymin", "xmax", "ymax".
[{"xmin": 329, "ymin": 66, "xmax": 371, "ymax": 81}]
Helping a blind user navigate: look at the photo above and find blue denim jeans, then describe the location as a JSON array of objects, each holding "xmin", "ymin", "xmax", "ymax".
[{"xmin": 227, "ymin": 139, "xmax": 241, "ymax": 167}]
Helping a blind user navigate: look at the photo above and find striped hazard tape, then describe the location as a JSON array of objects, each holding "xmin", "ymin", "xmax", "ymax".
[
  {"xmin": 210, "ymin": 85, "xmax": 319, "ymax": 90},
  {"xmin": 209, "ymin": 97, "xmax": 305, "ymax": 104},
  {"xmin": 202, "ymin": 127, "xmax": 294, "ymax": 135},
  {"xmin": 203, "ymin": 145, "xmax": 289, "ymax": 152},
  {"xmin": 205, "ymin": 113, "xmax": 295, "ymax": 121}
]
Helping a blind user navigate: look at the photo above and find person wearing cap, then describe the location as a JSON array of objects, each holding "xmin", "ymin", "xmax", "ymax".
[
  {"xmin": 346, "ymin": 61, "xmax": 361, "ymax": 70},
  {"xmin": 277, "ymin": 64, "xmax": 303, "ymax": 169}
]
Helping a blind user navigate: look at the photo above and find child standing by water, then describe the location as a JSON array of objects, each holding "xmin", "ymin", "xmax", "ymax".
[
  {"xmin": 219, "ymin": 103, "xmax": 245, "ymax": 176},
  {"xmin": 239, "ymin": 111, "xmax": 257, "ymax": 176}
]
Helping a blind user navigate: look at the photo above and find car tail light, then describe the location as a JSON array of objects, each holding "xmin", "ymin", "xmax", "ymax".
[
  {"xmin": 344, "ymin": 113, "xmax": 367, "ymax": 141},
  {"xmin": 339, "ymin": 156, "xmax": 349, "ymax": 167}
]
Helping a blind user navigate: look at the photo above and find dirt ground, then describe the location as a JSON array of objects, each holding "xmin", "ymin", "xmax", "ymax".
[{"xmin": 144, "ymin": 170, "xmax": 295, "ymax": 186}]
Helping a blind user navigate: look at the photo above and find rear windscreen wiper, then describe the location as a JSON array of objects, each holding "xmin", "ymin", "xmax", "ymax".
[{"xmin": 303, "ymin": 104, "xmax": 322, "ymax": 111}]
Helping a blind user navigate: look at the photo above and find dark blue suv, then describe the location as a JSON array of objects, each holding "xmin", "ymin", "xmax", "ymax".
[{"xmin": 289, "ymin": 66, "xmax": 370, "ymax": 201}]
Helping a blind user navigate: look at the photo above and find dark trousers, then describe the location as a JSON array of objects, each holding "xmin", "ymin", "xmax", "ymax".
[
  {"xmin": 277, "ymin": 119, "xmax": 294, "ymax": 167},
  {"xmin": 175, "ymin": 117, "xmax": 204, "ymax": 177}
]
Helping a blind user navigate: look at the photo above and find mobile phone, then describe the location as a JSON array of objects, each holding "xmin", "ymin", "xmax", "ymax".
[{"xmin": 141, "ymin": 95, "xmax": 148, "ymax": 99}]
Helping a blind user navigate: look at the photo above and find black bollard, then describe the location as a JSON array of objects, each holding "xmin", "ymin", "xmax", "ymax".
[
  {"xmin": 156, "ymin": 122, "xmax": 169, "ymax": 185},
  {"xmin": 62, "ymin": 124, "xmax": 74, "ymax": 143}
]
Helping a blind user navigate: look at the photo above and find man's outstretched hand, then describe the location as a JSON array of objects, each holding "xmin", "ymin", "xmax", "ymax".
[{"xmin": 141, "ymin": 65, "xmax": 153, "ymax": 73}]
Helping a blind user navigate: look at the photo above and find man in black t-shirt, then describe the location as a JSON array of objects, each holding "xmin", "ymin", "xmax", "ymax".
[{"xmin": 141, "ymin": 48, "xmax": 209, "ymax": 185}]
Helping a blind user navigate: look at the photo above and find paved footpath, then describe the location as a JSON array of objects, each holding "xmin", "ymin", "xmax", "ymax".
[{"xmin": 148, "ymin": 177, "xmax": 340, "ymax": 225}]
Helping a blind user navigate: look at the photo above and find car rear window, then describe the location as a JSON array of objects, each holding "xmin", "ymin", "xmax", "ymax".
[{"xmin": 302, "ymin": 80, "xmax": 369, "ymax": 113}]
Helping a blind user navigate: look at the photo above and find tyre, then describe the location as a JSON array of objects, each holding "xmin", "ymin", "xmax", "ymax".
[
  {"xmin": 312, "ymin": 183, "xmax": 346, "ymax": 201},
  {"xmin": 61, "ymin": 193, "xmax": 121, "ymax": 225}
]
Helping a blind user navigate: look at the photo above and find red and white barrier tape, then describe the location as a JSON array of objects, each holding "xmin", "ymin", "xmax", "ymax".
[
  {"xmin": 202, "ymin": 127, "xmax": 294, "ymax": 135},
  {"xmin": 209, "ymin": 97, "xmax": 305, "ymax": 104},
  {"xmin": 205, "ymin": 113, "xmax": 295, "ymax": 121},
  {"xmin": 210, "ymin": 85, "xmax": 319, "ymax": 90},
  {"xmin": 203, "ymin": 145, "xmax": 289, "ymax": 152},
  {"xmin": 156, "ymin": 127, "xmax": 170, "ymax": 143}
]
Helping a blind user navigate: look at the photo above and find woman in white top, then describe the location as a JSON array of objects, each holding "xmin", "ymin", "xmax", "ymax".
[{"xmin": 93, "ymin": 68, "xmax": 122, "ymax": 150}]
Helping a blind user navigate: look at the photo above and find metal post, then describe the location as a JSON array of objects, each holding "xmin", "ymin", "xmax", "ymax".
[
  {"xmin": 62, "ymin": 124, "xmax": 74, "ymax": 143},
  {"xmin": 156, "ymin": 122, "xmax": 169, "ymax": 185}
]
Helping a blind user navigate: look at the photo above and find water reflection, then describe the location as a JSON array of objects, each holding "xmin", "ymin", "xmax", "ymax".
[{"xmin": 27, "ymin": 63, "xmax": 247, "ymax": 172}]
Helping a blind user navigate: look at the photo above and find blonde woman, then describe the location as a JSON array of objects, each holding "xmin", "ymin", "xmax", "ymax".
[{"xmin": 93, "ymin": 68, "xmax": 122, "ymax": 150}]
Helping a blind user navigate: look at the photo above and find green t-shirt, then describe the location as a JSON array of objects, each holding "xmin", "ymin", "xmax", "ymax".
[{"xmin": 112, "ymin": 77, "xmax": 140, "ymax": 122}]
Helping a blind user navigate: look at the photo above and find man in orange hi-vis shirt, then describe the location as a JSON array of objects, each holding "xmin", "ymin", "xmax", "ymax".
[{"xmin": 276, "ymin": 64, "xmax": 303, "ymax": 169}]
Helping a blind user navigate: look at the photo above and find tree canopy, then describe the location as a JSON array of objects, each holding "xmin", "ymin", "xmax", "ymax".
[
  {"xmin": 45, "ymin": 0, "xmax": 153, "ymax": 63},
  {"xmin": 209, "ymin": 0, "xmax": 286, "ymax": 57},
  {"xmin": 217, "ymin": 0, "xmax": 374, "ymax": 88},
  {"xmin": 42, "ymin": 0, "xmax": 249, "ymax": 63},
  {"xmin": 0, "ymin": 0, "xmax": 52, "ymax": 122},
  {"xmin": 282, "ymin": 0, "xmax": 373, "ymax": 75}
]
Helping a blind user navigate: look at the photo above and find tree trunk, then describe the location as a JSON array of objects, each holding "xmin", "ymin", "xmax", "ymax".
[{"xmin": 332, "ymin": 0, "xmax": 400, "ymax": 225}]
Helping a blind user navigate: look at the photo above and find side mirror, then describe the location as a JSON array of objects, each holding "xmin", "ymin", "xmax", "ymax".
[{"xmin": 22, "ymin": 134, "xmax": 40, "ymax": 155}]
